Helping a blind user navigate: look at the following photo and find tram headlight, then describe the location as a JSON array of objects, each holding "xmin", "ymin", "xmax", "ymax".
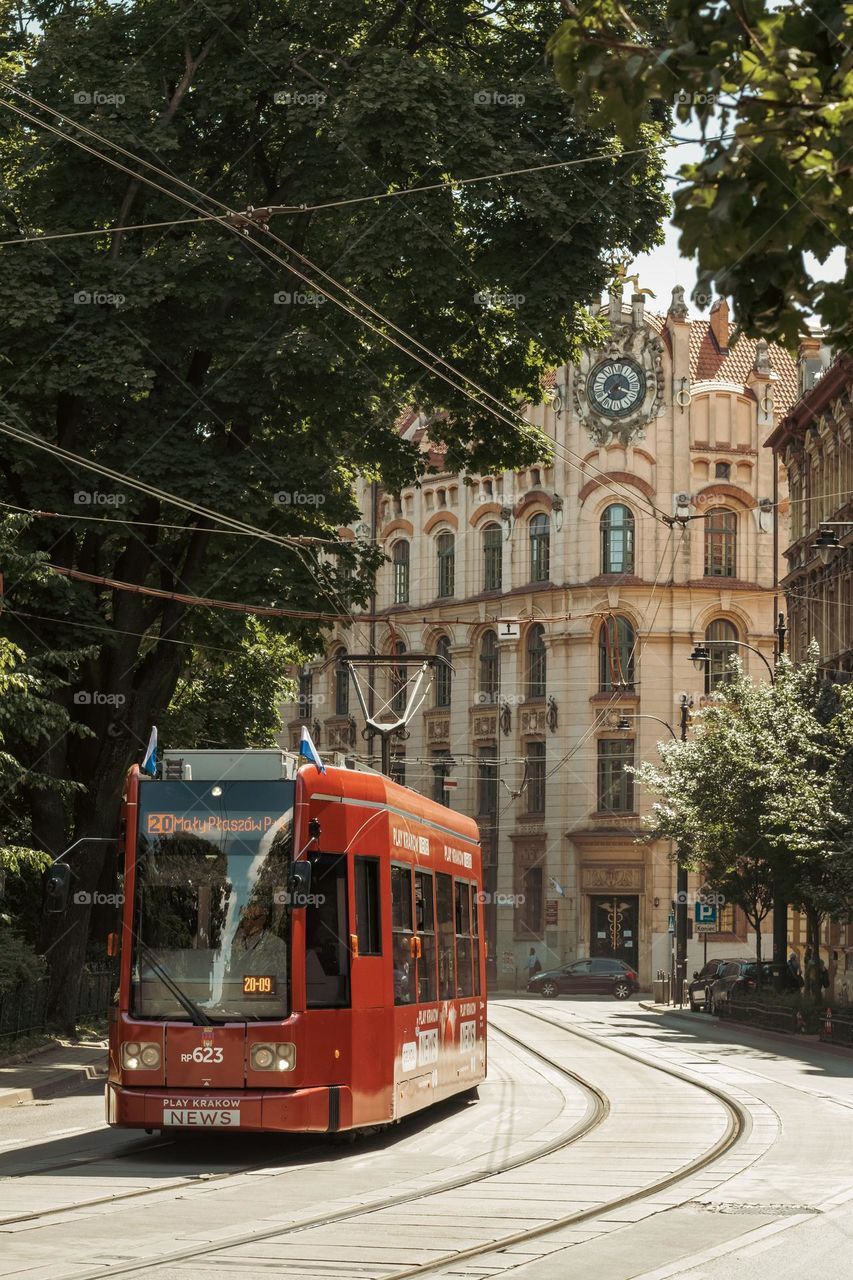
[
  {"xmin": 122, "ymin": 1041, "xmax": 159, "ymax": 1070},
  {"xmin": 251, "ymin": 1042, "xmax": 296, "ymax": 1072}
]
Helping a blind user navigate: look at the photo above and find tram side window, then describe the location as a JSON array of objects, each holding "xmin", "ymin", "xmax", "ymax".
[
  {"xmin": 415, "ymin": 871, "xmax": 438, "ymax": 1003},
  {"xmin": 436, "ymin": 873, "xmax": 456, "ymax": 1000},
  {"xmin": 355, "ymin": 857, "xmax": 382, "ymax": 955},
  {"xmin": 306, "ymin": 853, "xmax": 350, "ymax": 1008},
  {"xmin": 469, "ymin": 883, "xmax": 481, "ymax": 996},
  {"xmin": 454, "ymin": 880, "xmax": 474, "ymax": 997},
  {"xmin": 391, "ymin": 864, "xmax": 414, "ymax": 1005}
]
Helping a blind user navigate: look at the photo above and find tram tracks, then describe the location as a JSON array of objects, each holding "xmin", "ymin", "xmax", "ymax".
[
  {"xmin": 0, "ymin": 1048, "xmax": 593, "ymax": 1231},
  {"xmin": 12, "ymin": 1003, "xmax": 760, "ymax": 1280}
]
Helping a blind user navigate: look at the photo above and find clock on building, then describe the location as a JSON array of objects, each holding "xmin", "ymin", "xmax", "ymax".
[{"xmin": 587, "ymin": 358, "xmax": 646, "ymax": 419}]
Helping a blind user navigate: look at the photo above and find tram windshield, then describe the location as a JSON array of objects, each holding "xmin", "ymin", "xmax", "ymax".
[{"xmin": 131, "ymin": 780, "xmax": 295, "ymax": 1022}]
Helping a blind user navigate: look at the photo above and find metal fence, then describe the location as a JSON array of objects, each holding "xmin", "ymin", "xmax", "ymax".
[
  {"xmin": 819, "ymin": 1009, "xmax": 853, "ymax": 1047},
  {"xmin": 0, "ymin": 964, "xmax": 116, "ymax": 1044}
]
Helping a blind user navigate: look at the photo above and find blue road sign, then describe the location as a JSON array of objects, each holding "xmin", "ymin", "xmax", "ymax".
[{"xmin": 695, "ymin": 902, "xmax": 717, "ymax": 927}]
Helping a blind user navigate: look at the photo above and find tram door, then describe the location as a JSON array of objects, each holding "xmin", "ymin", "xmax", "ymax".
[{"xmin": 589, "ymin": 895, "xmax": 639, "ymax": 971}]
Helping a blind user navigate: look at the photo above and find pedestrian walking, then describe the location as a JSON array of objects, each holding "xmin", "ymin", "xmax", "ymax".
[
  {"xmin": 527, "ymin": 946, "xmax": 542, "ymax": 978},
  {"xmin": 788, "ymin": 950, "xmax": 801, "ymax": 979}
]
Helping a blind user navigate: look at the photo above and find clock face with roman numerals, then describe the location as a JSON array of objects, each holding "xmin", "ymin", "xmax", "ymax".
[{"xmin": 587, "ymin": 358, "xmax": 646, "ymax": 419}]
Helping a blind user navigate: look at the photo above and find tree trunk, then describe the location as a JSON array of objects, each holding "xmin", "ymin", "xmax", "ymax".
[{"xmin": 805, "ymin": 908, "xmax": 822, "ymax": 1001}]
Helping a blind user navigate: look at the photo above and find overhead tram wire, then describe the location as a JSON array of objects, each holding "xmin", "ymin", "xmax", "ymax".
[
  {"xmin": 0, "ymin": 141, "xmax": 689, "ymax": 247},
  {"xmin": 0, "ymin": 86, "xmax": 670, "ymax": 528},
  {"xmin": 0, "ymin": 499, "xmax": 341, "ymax": 542},
  {"xmin": 0, "ymin": 420, "xmax": 329, "ymax": 551}
]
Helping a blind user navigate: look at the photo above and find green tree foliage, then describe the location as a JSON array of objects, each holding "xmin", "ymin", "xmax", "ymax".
[
  {"xmin": 635, "ymin": 653, "xmax": 853, "ymax": 978},
  {"xmin": 0, "ymin": 1, "xmax": 668, "ymax": 1026},
  {"xmin": 161, "ymin": 617, "xmax": 296, "ymax": 748},
  {"xmin": 549, "ymin": 1, "xmax": 853, "ymax": 347}
]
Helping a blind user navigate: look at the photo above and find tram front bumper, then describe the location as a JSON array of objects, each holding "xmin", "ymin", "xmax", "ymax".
[{"xmin": 106, "ymin": 1081, "xmax": 352, "ymax": 1132}]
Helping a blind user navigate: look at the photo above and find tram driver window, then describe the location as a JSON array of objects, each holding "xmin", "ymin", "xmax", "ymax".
[
  {"xmin": 436, "ymin": 873, "xmax": 456, "ymax": 1000},
  {"xmin": 306, "ymin": 853, "xmax": 350, "ymax": 1008},
  {"xmin": 391, "ymin": 864, "xmax": 414, "ymax": 1005},
  {"xmin": 454, "ymin": 881, "xmax": 474, "ymax": 997}
]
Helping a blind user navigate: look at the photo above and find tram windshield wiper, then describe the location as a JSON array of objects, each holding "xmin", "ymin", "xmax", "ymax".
[{"xmin": 138, "ymin": 941, "xmax": 212, "ymax": 1027}]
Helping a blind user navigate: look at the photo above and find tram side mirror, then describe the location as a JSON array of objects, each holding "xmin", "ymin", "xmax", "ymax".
[
  {"xmin": 44, "ymin": 863, "xmax": 72, "ymax": 913},
  {"xmin": 288, "ymin": 861, "xmax": 312, "ymax": 903}
]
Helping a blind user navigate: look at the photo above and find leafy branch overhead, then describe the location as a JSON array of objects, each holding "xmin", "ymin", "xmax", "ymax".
[{"xmin": 549, "ymin": 0, "xmax": 853, "ymax": 347}]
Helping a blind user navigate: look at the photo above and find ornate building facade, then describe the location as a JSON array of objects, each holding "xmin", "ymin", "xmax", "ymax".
[
  {"xmin": 282, "ymin": 282, "xmax": 798, "ymax": 987},
  {"xmin": 769, "ymin": 347, "xmax": 852, "ymax": 671}
]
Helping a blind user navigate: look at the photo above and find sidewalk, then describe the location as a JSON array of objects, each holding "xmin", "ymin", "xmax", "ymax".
[
  {"xmin": 0, "ymin": 1039, "xmax": 108, "ymax": 1109},
  {"xmin": 639, "ymin": 999, "xmax": 853, "ymax": 1062}
]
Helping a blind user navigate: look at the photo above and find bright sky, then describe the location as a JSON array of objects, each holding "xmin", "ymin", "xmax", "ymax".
[{"xmin": 626, "ymin": 132, "xmax": 845, "ymax": 322}]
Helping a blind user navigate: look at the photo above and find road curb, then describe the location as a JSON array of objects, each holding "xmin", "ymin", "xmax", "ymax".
[{"xmin": 0, "ymin": 1044, "xmax": 108, "ymax": 1109}]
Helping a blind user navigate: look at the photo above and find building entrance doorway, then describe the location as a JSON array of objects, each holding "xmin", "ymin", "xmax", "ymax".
[{"xmin": 589, "ymin": 895, "xmax": 639, "ymax": 970}]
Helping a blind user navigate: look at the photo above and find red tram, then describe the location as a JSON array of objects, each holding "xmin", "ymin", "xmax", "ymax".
[{"xmin": 106, "ymin": 748, "xmax": 487, "ymax": 1133}]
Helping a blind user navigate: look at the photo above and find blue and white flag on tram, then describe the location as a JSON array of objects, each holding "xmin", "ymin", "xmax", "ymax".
[
  {"xmin": 299, "ymin": 724, "xmax": 326, "ymax": 773},
  {"xmin": 141, "ymin": 726, "xmax": 158, "ymax": 776}
]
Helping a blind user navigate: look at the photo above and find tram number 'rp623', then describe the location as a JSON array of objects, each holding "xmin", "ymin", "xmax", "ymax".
[
  {"xmin": 180, "ymin": 1046, "xmax": 225, "ymax": 1064},
  {"xmin": 242, "ymin": 975, "xmax": 277, "ymax": 996}
]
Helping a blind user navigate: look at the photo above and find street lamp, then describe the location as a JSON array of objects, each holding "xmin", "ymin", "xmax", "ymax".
[
  {"xmin": 811, "ymin": 521, "xmax": 853, "ymax": 565},
  {"xmin": 690, "ymin": 640, "xmax": 775, "ymax": 684}
]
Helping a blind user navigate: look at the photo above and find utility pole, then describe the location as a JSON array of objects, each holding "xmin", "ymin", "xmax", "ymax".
[{"xmin": 674, "ymin": 693, "xmax": 690, "ymax": 1005}]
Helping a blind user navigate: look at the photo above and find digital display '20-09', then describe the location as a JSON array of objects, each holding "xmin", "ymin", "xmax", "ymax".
[{"xmin": 242, "ymin": 975, "xmax": 277, "ymax": 996}]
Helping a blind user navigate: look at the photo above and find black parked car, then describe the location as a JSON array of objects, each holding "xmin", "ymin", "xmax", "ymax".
[
  {"xmin": 528, "ymin": 957, "xmax": 639, "ymax": 1000},
  {"xmin": 705, "ymin": 959, "xmax": 801, "ymax": 1013},
  {"xmin": 687, "ymin": 957, "xmax": 751, "ymax": 1012}
]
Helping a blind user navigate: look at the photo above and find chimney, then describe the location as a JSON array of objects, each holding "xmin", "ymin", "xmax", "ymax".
[{"xmin": 709, "ymin": 298, "xmax": 729, "ymax": 352}]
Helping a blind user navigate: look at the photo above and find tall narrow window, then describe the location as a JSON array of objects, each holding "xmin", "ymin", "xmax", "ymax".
[
  {"xmin": 334, "ymin": 648, "xmax": 349, "ymax": 715},
  {"xmin": 705, "ymin": 619, "xmax": 739, "ymax": 692},
  {"xmin": 437, "ymin": 532, "xmax": 455, "ymax": 598},
  {"xmin": 431, "ymin": 749, "xmax": 452, "ymax": 805},
  {"xmin": 454, "ymin": 880, "xmax": 473, "ymax": 996},
  {"xmin": 598, "ymin": 617, "xmax": 636, "ymax": 691},
  {"xmin": 529, "ymin": 513, "xmax": 550, "ymax": 582},
  {"xmin": 436, "ymin": 873, "xmax": 456, "ymax": 1000},
  {"xmin": 527, "ymin": 624, "xmax": 546, "ymax": 698},
  {"xmin": 297, "ymin": 668, "xmax": 313, "ymax": 715},
  {"xmin": 435, "ymin": 635, "xmax": 452, "ymax": 707},
  {"xmin": 600, "ymin": 504, "xmax": 635, "ymax": 575},
  {"xmin": 477, "ymin": 745, "xmax": 498, "ymax": 823},
  {"xmin": 526, "ymin": 741, "xmax": 546, "ymax": 814},
  {"xmin": 597, "ymin": 739, "xmax": 635, "ymax": 813},
  {"xmin": 470, "ymin": 883, "xmax": 481, "ymax": 996},
  {"xmin": 392, "ymin": 540, "xmax": 410, "ymax": 604},
  {"xmin": 415, "ymin": 871, "xmax": 437, "ymax": 1002},
  {"xmin": 520, "ymin": 865, "xmax": 543, "ymax": 935},
  {"xmin": 483, "ymin": 522, "xmax": 502, "ymax": 591},
  {"xmin": 354, "ymin": 857, "xmax": 381, "ymax": 956},
  {"xmin": 391, "ymin": 864, "xmax": 414, "ymax": 1005},
  {"xmin": 390, "ymin": 641, "xmax": 407, "ymax": 716},
  {"xmin": 704, "ymin": 508, "xmax": 737, "ymax": 577},
  {"xmin": 479, "ymin": 629, "xmax": 500, "ymax": 703}
]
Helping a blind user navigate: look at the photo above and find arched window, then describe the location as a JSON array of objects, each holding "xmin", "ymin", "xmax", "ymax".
[
  {"xmin": 705, "ymin": 619, "xmax": 739, "ymax": 693},
  {"xmin": 705, "ymin": 508, "xmax": 737, "ymax": 577},
  {"xmin": 391, "ymin": 641, "xmax": 407, "ymax": 716},
  {"xmin": 436, "ymin": 532, "xmax": 455, "ymax": 598},
  {"xmin": 392, "ymin": 540, "xmax": 410, "ymax": 604},
  {"xmin": 529, "ymin": 513, "xmax": 550, "ymax": 582},
  {"xmin": 483, "ymin": 522, "xmax": 502, "ymax": 591},
  {"xmin": 527, "ymin": 624, "xmax": 546, "ymax": 699},
  {"xmin": 598, "ymin": 617, "xmax": 636, "ymax": 691},
  {"xmin": 435, "ymin": 635, "xmax": 452, "ymax": 708},
  {"xmin": 600, "ymin": 504, "xmax": 635, "ymax": 575},
  {"xmin": 334, "ymin": 647, "xmax": 349, "ymax": 716},
  {"xmin": 479, "ymin": 630, "xmax": 500, "ymax": 703}
]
